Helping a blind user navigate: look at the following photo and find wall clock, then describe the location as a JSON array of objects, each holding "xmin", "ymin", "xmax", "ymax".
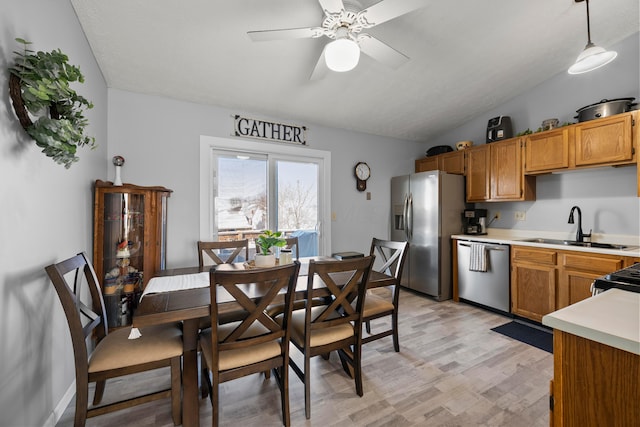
[{"xmin": 354, "ymin": 162, "xmax": 371, "ymax": 191}]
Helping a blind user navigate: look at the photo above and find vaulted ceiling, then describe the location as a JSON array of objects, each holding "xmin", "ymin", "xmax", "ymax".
[{"xmin": 71, "ymin": 0, "xmax": 639, "ymax": 142}]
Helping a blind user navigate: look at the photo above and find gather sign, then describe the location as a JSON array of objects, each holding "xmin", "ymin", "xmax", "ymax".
[{"xmin": 233, "ymin": 115, "xmax": 307, "ymax": 145}]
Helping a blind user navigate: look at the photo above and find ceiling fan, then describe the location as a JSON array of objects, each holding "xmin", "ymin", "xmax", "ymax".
[{"xmin": 247, "ymin": 0, "xmax": 428, "ymax": 79}]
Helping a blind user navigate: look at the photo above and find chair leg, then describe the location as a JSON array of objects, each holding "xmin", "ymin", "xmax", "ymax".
[
  {"xmin": 170, "ymin": 357, "xmax": 182, "ymax": 426},
  {"xmin": 354, "ymin": 344, "xmax": 363, "ymax": 397},
  {"xmin": 279, "ymin": 364, "xmax": 290, "ymax": 427},
  {"xmin": 304, "ymin": 353, "xmax": 311, "ymax": 420},
  {"xmin": 392, "ymin": 312, "xmax": 400, "ymax": 352},
  {"xmin": 365, "ymin": 320, "xmax": 371, "ymax": 334},
  {"xmin": 92, "ymin": 380, "xmax": 106, "ymax": 406},
  {"xmin": 212, "ymin": 381, "xmax": 220, "ymax": 427},
  {"xmin": 75, "ymin": 380, "xmax": 89, "ymax": 427},
  {"xmin": 264, "ymin": 369, "xmax": 271, "ymax": 379}
]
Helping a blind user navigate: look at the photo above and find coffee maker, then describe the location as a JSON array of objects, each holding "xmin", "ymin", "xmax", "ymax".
[{"xmin": 462, "ymin": 209, "xmax": 488, "ymax": 235}]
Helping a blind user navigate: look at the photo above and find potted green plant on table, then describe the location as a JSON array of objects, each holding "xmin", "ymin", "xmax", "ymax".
[{"xmin": 255, "ymin": 230, "xmax": 286, "ymax": 267}]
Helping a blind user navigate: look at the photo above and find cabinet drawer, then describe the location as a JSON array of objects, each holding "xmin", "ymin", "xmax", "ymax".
[
  {"xmin": 561, "ymin": 253, "xmax": 624, "ymax": 273},
  {"xmin": 513, "ymin": 246, "xmax": 557, "ymax": 265}
]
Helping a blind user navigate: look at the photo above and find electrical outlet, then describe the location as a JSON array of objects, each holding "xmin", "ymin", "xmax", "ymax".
[
  {"xmin": 494, "ymin": 211, "xmax": 501, "ymax": 220},
  {"xmin": 515, "ymin": 211, "xmax": 526, "ymax": 221}
]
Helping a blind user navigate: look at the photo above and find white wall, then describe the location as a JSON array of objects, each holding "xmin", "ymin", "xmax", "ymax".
[
  {"xmin": 0, "ymin": 1, "xmax": 108, "ymax": 425},
  {"xmin": 427, "ymin": 33, "xmax": 640, "ymax": 237},
  {"xmin": 107, "ymin": 90, "xmax": 422, "ymax": 267}
]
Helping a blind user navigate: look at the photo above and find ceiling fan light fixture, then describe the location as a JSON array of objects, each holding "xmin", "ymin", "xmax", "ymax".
[
  {"xmin": 568, "ymin": 0, "xmax": 617, "ymax": 75},
  {"xmin": 325, "ymin": 38, "xmax": 360, "ymax": 72},
  {"xmin": 568, "ymin": 43, "xmax": 617, "ymax": 74}
]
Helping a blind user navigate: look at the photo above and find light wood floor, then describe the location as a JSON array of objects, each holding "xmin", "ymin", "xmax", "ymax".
[{"xmin": 57, "ymin": 288, "xmax": 553, "ymax": 426}]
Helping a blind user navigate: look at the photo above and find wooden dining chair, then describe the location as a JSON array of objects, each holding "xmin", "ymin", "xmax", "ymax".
[
  {"xmin": 287, "ymin": 256, "xmax": 374, "ymax": 420},
  {"xmin": 198, "ymin": 239, "xmax": 249, "ymax": 266},
  {"xmin": 199, "ymin": 261, "xmax": 301, "ymax": 427},
  {"xmin": 45, "ymin": 252, "xmax": 182, "ymax": 427},
  {"xmin": 363, "ymin": 238, "xmax": 408, "ymax": 352}
]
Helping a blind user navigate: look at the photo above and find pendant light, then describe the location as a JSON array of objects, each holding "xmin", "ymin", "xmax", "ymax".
[
  {"xmin": 325, "ymin": 27, "xmax": 360, "ymax": 72},
  {"xmin": 568, "ymin": 0, "xmax": 617, "ymax": 75}
]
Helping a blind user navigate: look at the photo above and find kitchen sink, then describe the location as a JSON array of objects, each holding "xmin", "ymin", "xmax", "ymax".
[{"xmin": 518, "ymin": 238, "xmax": 629, "ymax": 250}]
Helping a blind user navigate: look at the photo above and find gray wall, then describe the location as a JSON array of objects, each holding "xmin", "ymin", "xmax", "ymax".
[
  {"xmin": 427, "ymin": 33, "xmax": 640, "ymax": 237},
  {"xmin": 0, "ymin": 1, "xmax": 108, "ymax": 426},
  {"xmin": 107, "ymin": 90, "xmax": 422, "ymax": 267},
  {"xmin": 1, "ymin": 2, "xmax": 638, "ymax": 425}
]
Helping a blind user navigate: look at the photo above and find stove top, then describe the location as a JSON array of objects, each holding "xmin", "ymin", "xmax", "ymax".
[{"xmin": 593, "ymin": 263, "xmax": 640, "ymax": 293}]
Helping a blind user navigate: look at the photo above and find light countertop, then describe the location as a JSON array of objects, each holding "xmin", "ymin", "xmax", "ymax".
[
  {"xmin": 452, "ymin": 229, "xmax": 640, "ymax": 257},
  {"xmin": 542, "ymin": 289, "xmax": 640, "ymax": 355}
]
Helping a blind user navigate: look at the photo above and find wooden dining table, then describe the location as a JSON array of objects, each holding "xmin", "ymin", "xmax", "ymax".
[{"xmin": 133, "ymin": 257, "xmax": 395, "ymax": 427}]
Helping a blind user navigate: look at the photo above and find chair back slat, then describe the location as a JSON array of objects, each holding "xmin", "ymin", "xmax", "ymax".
[
  {"xmin": 304, "ymin": 256, "xmax": 374, "ymax": 334},
  {"xmin": 210, "ymin": 262, "xmax": 300, "ymax": 353},
  {"xmin": 198, "ymin": 240, "xmax": 249, "ymax": 266},
  {"xmin": 45, "ymin": 252, "xmax": 109, "ymax": 367},
  {"xmin": 369, "ymin": 238, "xmax": 408, "ymax": 282}
]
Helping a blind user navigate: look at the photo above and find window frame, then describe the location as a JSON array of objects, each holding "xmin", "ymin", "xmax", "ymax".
[{"xmin": 199, "ymin": 135, "xmax": 332, "ymax": 256}]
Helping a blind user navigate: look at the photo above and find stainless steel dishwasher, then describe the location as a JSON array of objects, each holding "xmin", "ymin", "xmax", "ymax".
[{"xmin": 457, "ymin": 240, "xmax": 511, "ymax": 313}]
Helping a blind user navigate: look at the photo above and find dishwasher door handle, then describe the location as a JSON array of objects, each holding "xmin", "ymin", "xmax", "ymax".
[{"xmin": 458, "ymin": 242, "xmax": 508, "ymax": 251}]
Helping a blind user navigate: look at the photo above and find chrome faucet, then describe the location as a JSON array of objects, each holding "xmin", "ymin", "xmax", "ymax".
[{"xmin": 568, "ymin": 206, "xmax": 591, "ymax": 242}]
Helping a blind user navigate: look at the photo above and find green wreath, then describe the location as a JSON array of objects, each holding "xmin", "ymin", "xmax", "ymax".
[{"xmin": 8, "ymin": 38, "xmax": 95, "ymax": 169}]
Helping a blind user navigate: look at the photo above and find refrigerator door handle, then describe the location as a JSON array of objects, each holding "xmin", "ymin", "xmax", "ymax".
[
  {"xmin": 407, "ymin": 193, "xmax": 413, "ymax": 240},
  {"xmin": 403, "ymin": 194, "xmax": 410, "ymax": 241}
]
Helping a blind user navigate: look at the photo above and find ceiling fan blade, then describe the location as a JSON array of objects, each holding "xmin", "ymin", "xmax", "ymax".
[
  {"xmin": 309, "ymin": 47, "xmax": 329, "ymax": 81},
  {"xmin": 318, "ymin": 0, "xmax": 345, "ymax": 14},
  {"xmin": 247, "ymin": 27, "xmax": 322, "ymax": 42},
  {"xmin": 362, "ymin": 0, "xmax": 428, "ymax": 26},
  {"xmin": 358, "ymin": 34, "xmax": 409, "ymax": 69}
]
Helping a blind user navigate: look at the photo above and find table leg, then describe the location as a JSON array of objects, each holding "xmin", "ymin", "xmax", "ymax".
[{"xmin": 182, "ymin": 319, "xmax": 200, "ymax": 427}]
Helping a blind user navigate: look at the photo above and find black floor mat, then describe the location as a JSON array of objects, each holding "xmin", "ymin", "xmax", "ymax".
[{"xmin": 491, "ymin": 321, "xmax": 553, "ymax": 353}]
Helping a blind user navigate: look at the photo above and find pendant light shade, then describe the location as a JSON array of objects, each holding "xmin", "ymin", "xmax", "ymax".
[
  {"xmin": 325, "ymin": 28, "xmax": 360, "ymax": 72},
  {"xmin": 568, "ymin": 0, "xmax": 617, "ymax": 74},
  {"xmin": 568, "ymin": 42, "xmax": 617, "ymax": 74}
]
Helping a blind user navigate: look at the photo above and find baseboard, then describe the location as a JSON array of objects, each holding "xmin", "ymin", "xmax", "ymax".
[{"xmin": 43, "ymin": 380, "xmax": 75, "ymax": 427}]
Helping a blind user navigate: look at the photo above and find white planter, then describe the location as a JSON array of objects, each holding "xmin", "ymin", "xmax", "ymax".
[{"xmin": 254, "ymin": 253, "xmax": 276, "ymax": 268}]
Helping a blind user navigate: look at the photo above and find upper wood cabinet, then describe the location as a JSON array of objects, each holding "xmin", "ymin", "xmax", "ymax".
[
  {"xmin": 491, "ymin": 138, "xmax": 536, "ymax": 201},
  {"xmin": 575, "ymin": 113, "xmax": 634, "ymax": 167},
  {"xmin": 439, "ymin": 150, "xmax": 465, "ymax": 175},
  {"xmin": 524, "ymin": 127, "xmax": 572, "ymax": 173},
  {"xmin": 465, "ymin": 138, "xmax": 535, "ymax": 202},
  {"xmin": 415, "ymin": 150, "xmax": 465, "ymax": 175},
  {"xmin": 465, "ymin": 145, "xmax": 490, "ymax": 202},
  {"xmin": 524, "ymin": 111, "xmax": 637, "ymax": 174},
  {"xmin": 415, "ymin": 156, "xmax": 438, "ymax": 173}
]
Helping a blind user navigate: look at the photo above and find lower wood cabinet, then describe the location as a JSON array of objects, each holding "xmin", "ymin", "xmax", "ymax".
[
  {"xmin": 557, "ymin": 252, "xmax": 624, "ymax": 308},
  {"xmin": 550, "ymin": 331, "xmax": 639, "ymax": 426},
  {"xmin": 511, "ymin": 245, "xmax": 636, "ymax": 322},
  {"xmin": 511, "ymin": 247, "xmax": 557, "ymax": 322}
]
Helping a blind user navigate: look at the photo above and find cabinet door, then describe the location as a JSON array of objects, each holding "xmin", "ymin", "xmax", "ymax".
[
  {"xmin": 524, "ymin": 127, "xmax": 571, "ymax": 173},
  {"xmin": 574, "ymin": 113, "xmax": 634, "ymax": 167},
  {"xmin": 491, "ymin": 138, "xmax": 523, "ymax": 200},
  {"xmin": 439, "ymin": 150, "xmax": 465, "ymax": 175},
  {"xmin": 557, "ymin": 252, "xmax": 624, "ymax": 309},
  {"xmin": 511, "ymin": 246, "xmax": 557, "ymax": 322},
  {"xmin": 511, "ymin": 263, "xmax": 556, "ymax": 322},
  {"xmin": 465, "ymin": 145, "xmax": 490, "ymax": 202},
  {"xmin": 415, "ymin": 156, "xmax": 438, "ymax": 173}
]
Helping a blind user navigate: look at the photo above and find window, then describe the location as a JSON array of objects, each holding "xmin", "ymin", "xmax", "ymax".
[{"xmin": 200, "ymin": 136, "xmax": 331, "ymax": 256}]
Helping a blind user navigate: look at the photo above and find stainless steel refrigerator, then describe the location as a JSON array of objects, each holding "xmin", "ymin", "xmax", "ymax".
[{"xmin": 391, "ymin": 171, "xmax": 465, "ymax": 300}]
